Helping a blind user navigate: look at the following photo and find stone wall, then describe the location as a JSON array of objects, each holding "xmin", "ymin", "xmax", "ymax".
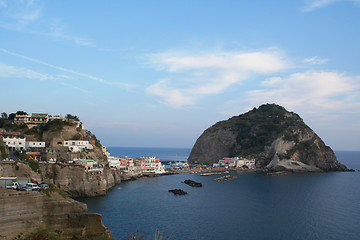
[{"xmin": 0, "ymin": 188, "xmax": 111, "ymax": 239}]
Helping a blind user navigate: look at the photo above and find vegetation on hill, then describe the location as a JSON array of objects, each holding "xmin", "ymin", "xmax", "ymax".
[{"xmin": 208, "ymin": 104, "xmax": 307, "ymax": 157}]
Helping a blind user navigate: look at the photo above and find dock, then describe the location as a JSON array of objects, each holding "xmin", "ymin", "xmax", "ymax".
[
  {"xmin": 200, "ymin": 171, "xmax": 229, "ymax": 176},
  {"xmin": 213, "ymin": 175, "xmax": 238, "ymax": 182}
]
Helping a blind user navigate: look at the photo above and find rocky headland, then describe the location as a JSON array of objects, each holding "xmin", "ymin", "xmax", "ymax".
[
  {"xmin": 0, "ymin": 188, "xmax": 111, "ymax": 240},
  {"xmin": 188, "ymin": 104, "xmax": 348, "ymax": 172},
  {"xmin": 0, "ymin": 161, "xmax": 124, "ymax": 198}
]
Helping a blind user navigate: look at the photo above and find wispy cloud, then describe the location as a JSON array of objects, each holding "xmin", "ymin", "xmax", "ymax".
[
  {"xmin": 301, "ymin": 0, "xmax": 360, "ymax": 12},
  {"xmin": 145, "ymin": 49, "xmax": 290, "ymax": 108},
  {"xmin": 303, "ymin": 56, "xmax": 328, "ymax": 65},
  {"xmin": 48, "ymin": 20, "xmax": 95, "ymax": 47},
  {"xmin": 0, "ymin": 63, "xmax": 53, "ymax": 80},
  {"xmin": 0, "ymin": 0, "xmax": 95, "ymax": 47},
  {"xmin": 60, "ymin": 82, "xmax": 90, "ymax": 94},
  {"xmin": 0, "ymin": 48, "xmax": 135, "ymax": 89},
  {"xmin": 0, "ymin": 0, "xmax": 42, "ymax": 27},
  {"xmin": 98, "ymin": 121, "xmax": 151, "ymax": 129},
  {"xmin": 230, "ymin": 71, "xmax": 360, "ymax": 116}
]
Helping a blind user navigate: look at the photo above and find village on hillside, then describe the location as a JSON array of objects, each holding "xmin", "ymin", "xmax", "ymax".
[{"xmin": 0, "ymin": 111, "xmax": 166, "ymax": 177}]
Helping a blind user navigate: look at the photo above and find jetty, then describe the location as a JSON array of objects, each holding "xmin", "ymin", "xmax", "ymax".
[
  {"xmin": 266, "ymin": 171, "xmax": 291, "ymax": 176},
  {"xmin": 213, "ymin": 175, "xmax": 238, "ymax": 182},
  {"xmin": 200, "ymin": 171, "xmax": 229, "ymax": 176}
]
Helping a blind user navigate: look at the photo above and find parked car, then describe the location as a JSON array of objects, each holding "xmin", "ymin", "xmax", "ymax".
[
  {"xmin": 6, "ymin": 182, "xmax": 20, "ymax": 190},
  {"xmin": 39, "ymin": 183, "xmax": 49, "ymax": 190},
  {"xmin": 26, "ymin": 183, "xmax": 40, "ymax": 191},
  {"xmin": 19, "ymin": 185, "xmax": 32, "ymax": 191}
]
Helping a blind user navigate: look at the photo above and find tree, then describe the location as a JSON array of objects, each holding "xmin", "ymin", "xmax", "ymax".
[
  {"xmin": 8, "ymin": 113, "xmax": 16, "ymax": 120},
  {"xmin": 15, "ymin": 111, "xmax": 27, "ymax": 115},
  {"xmin": 65, "ymin": 114, "xmax": 79, "ymax": 122},
  {"xmin": 1, "ymin": 112, "xmax": 7, "ymax": 119}
]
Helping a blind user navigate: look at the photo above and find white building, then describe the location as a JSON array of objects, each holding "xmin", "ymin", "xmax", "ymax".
[
  {"xmin": 1, "ymin": 133, "xmax": 26, "ymax": 151},
  {"xmin": 107, "ymin": 156, "xmax": 122, "ymax": 169},
  {"xmin": 135, "ymin": 157, "xmax": 166, "ymax": 175},
  {"xmin": 102, "ymin": 146, "xmax": 110, "ymax": 156},
  {"xmin": 236, "ymin": 158, "xmax": 256, "ymax": 169},
  {"xmin": 64, "ymin": 140, "xmax": 93, "ymax": 153},
  {"xmin": 26, "ymin": 141, "xmax": 46, "ymax": 149},
  {"xmin": 14, "ymin": 113, "xmax": 49, "ymax": 125}
]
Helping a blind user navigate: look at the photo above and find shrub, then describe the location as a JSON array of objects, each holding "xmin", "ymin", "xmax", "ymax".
[
  {"xmin": 42, "ymin": 184, "xmax": 69, "ymax": 199},
  {"xmin": 22, "ymin": 228, "xmax": 61, "ymax": 240},
  {"xmin": 0, "ymin": 145, "xmax": 8, "ymax": 159},
  {"xmin": 65, "ymin": 114, "xmax": 80, "ymax": 122},
  {"xmin": 27, "ymin": 159, "xmax": 40, "ymax": 173}
]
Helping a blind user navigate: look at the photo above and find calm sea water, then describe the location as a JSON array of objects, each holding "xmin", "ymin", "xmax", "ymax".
[
  {"xmin": 78, "ymin": 149, "xmax": 360, "ymax": 240},
  {"xmin": 107, "ymin": 147, "xmax": 191, "ymax": 162}
]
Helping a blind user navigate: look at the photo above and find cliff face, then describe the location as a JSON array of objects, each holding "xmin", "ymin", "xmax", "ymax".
[
  {"xmin": 0, "ymin": 188, "xmax": 111, "ymax": 239},
  {"xmin": 0, "ymin": 162, "xmax": 122, "ymax": 197},
  {"xmin": 188, "ymin": 104, "xmax": 347, "ymax": 172}
]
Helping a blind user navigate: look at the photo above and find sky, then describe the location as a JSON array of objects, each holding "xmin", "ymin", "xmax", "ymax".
[{"xmin": 0, "ymin": 0, "xmax": 359, "ymax": 150}]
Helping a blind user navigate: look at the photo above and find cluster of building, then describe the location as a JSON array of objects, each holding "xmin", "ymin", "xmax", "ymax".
[
  {"xmin": 213, "ymin": 157, "xmax": 256, "ymax": 169},
  {"xmin": 13, "ymin": 113, "xmax": 66, "ymax": 128},
  {"xmin": 1, "ymin": 131, "xmax": 106, "ymax": 173},
  {"xmin": 1, "ymin": 132, "xmax": 92, "ymax": 153},
  {"xmin": 107, "ymin": 155, "xmax": 165, "ymax": 175},
  {"xmin": 0, "ymin": 112, "xmax": 93, "ymax": 161}
]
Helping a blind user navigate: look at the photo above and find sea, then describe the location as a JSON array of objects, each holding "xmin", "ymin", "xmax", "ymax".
[{"xmin": 78, "ymin": 148, "xmax": 360, "ymax": 240}]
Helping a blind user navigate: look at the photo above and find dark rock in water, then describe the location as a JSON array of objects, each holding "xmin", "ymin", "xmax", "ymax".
[
  {"xmin": 184, "ymin": 179, "xmax": 202, "ymax": 187},
  {"xmin": 168, "ymin": 189, "xmax": 188, "ymax": 195},
  {"xmin": 188, "ymin": 104, "xmax": 348, "ymax": 172}
]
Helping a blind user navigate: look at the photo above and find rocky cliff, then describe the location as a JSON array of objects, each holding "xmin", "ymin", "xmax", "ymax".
[
  {"xmin": 188, "ymin": 104, "xmax": 348, "ymax": 172},
  {"xmin": 0, "ymin": 188, "xmax": 111, "ymax": 240},
  {"xmin": 0, "ymin": 162, "xmax": 122, "ymax": 197}
]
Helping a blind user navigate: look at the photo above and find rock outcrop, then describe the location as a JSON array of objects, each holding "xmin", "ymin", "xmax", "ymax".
[
  {"xmin": 184, "ymin": 179, "xmax": 202, "ymax": 187},
  {"xmin": 188, "ymin": 104, "xmax": 348, "ymax": 172},
  {"xmin": 168, "ymin": 189, "xmax": 187, "ymax": 195},
  {"xmin": 0, "ymin": 162, "xmax": 122, "ymax": 197},
  {"xmin": 0, "ymin": 188, "xmax": 111, "ymax": 240}
]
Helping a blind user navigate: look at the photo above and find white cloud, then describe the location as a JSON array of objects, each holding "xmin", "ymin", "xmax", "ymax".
[
  {"xmin": 145, "ymin": 49, "xmax": 290, "ymax": 108},
  {"xmin": 303, "ymin": 56, "xmax": 328, "ymax": 65},
  {"xmin": 48, "ymin": 20, "xmax": 95, "ymax": 47},
  {"xmin": 301, "ymin": 0, "xmax": 360, "ymax": 12},
  {"xmin": 0, "ymin": 0, "xmax": 42, "ymax": 27},
  {"xmin": 0, "ymin": 48, "xmax": 134, "ymax": 89},
  {"xmin": 60, "ymin": 82, "xmax": 90, "ymax": 94},
  {"xmin": 0, "ymin": 63, "xmax": 53, "ymax": 80},
  {"xmin": 146, "ymin": 79, "xmax": 195, "ymax": 108},
  {"xmin": 241, "ymin": 71, "xmax": 360, "ymax": 114},
  {"xmin": 0, "ymin": 0, "xmax": 95, "ymax": 47}
]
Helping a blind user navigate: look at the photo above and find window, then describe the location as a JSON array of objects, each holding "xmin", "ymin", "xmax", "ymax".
[{"xmin": 57, "ymin": 142, "xmax": 62, "ymax": 145}]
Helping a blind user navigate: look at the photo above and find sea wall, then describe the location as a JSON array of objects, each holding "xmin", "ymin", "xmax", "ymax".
[
  {"xmin": 0, "ymin": 162, "xmax": 123, "ymax": 197},
  {"xmin": 0, "ymin": 188, "xmax": 111, "ymax": 239}
]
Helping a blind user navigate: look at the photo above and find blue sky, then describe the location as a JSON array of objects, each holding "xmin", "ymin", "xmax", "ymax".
[{"xmin": 0, "ymin": 0, "xmax": 359, "ymax": 150}]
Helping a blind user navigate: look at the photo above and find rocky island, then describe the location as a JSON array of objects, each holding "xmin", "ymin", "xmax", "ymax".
[{"xmin": 188, "ymin": 104, "xmax": 348, "ymax": 172}]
